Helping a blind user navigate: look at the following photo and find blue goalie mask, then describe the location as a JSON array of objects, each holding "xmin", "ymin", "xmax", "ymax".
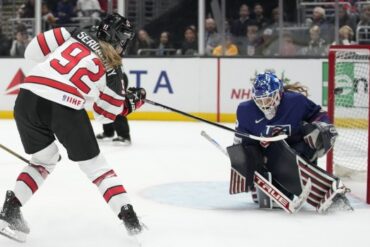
[{"xmin": 252, "ymin": 72, "xmax": 283, "ymax": 120}]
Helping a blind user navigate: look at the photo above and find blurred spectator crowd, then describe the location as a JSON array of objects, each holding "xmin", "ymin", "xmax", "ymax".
[{"xmin": 1, "ymin": 0, "xmax": 370, "ymax": 57}]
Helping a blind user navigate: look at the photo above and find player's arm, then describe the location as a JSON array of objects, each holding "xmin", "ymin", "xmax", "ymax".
[
  {"xmin": 92, "ymin": 67, "xmax": 146, "ymax": 123},
  {"xmin": 234, "ymin": 105, "xmax": 259, "ymax": 146},
  {"xmin": 301, "ymin": 97, "xmax": 338, "ymax": 160},
  {"xmin": 24, "ymin": 27, "xmax": 72, "ymax": 62},
  {"xmin": 105, "ymin": 67, "xmax": 146, "ymax": 117},
  {"xmin": 92, "ymin": 67, "xmax": 125, "ymax": 123}
]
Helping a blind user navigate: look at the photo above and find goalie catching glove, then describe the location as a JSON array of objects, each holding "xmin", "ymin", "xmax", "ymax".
[
  {"xmin": 302, "ymin": 121, "xmax": 338, "ymax": 161},
  {"xmin": 122, "ymin": 87, "xmax": 146, "ymax": 116}
]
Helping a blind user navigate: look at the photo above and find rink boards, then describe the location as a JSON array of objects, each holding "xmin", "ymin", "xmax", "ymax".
[{"xmin": 0, "ymin": 57, "xmax": 346, "ymax": 123}]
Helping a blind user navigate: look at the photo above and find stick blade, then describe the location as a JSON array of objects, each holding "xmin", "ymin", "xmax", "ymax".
[{"xmin": 249, "ymin": 134, "xmax": 288, "ymax": 142}]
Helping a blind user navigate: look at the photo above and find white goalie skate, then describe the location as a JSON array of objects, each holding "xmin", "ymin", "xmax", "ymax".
[{"xmin": 317, "ymin": 181, "xmax": 353, "ymax": 214}]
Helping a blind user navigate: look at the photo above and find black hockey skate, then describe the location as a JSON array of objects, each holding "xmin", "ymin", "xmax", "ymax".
[
  {"xmin": 96, "ymin": 132, "xmax": 114, "ymax": 141},
  {"xmin": 113, "ymin": 136, "xmax": 131, "ymax": 146},
  {"xmin": 0, "ymin": 191, "xmax": 30, "ymax": 242},
  {"xmin": 118, "ymin": 204, "xmax": 142, "ymax": 235}
]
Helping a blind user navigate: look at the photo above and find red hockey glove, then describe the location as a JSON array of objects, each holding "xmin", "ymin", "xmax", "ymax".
[{"xmin": 122, "ymin": 87, "xmax": 146, "ymax": 116}]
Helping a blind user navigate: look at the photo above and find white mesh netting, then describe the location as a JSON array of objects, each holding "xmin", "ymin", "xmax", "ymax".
[{"xmin": 332, "ymin": 50, "xmax": 369, "ymax": 177}]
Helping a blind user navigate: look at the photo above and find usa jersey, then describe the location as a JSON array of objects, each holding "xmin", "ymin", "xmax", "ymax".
[
  {"xmin": 22, "ymin": 27, "xmax": 125, "ymax": 123},
  {"xmin": 235, "ymin": 91, "xmax": 329, "ymax": 145}
]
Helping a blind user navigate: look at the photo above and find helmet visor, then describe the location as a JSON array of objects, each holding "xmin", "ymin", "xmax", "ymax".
[{"xmin": 253, "ymin": 89, "xmax": 281, "ymax": 119}]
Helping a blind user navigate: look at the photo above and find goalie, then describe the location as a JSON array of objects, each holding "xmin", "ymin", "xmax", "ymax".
[{"xmin": 228, "ymin": 72, "xmax": 352, "ymax": 213}]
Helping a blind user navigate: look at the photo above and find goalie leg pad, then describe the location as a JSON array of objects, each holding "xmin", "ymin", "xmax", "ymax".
[
  {"xmin": 227, "ymin": 144, "xmax": 264, "ymax": 194},
  {"xmin": 296, "ymin": 156, "xmax": 352, "ymax": 213},
  {"xmin": 264, "ymin": 141, "xmax": 302, "ymax": 196},
  {"xmin": 251, "ymin": 187, "xmax": 258, "ymax": 204}
]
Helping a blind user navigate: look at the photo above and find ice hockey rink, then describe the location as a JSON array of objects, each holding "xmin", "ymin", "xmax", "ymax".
[{"xmin": 0, "ymin": 119, "xmax": 369, "ymax": 247}]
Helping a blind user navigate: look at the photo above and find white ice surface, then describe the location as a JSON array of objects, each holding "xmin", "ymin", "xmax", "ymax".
[{"xmin": 0, "ymin": 119, "xmax": 369, "ymax": 247}]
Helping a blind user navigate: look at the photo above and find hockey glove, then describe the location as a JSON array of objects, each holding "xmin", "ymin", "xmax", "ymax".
[
  {"xmin": 122, "ymin": 87, "xmax": 146, "ymax": 116},
  {"xmin": 302, "ymin": 121, "xmax": 338, "ymax": 158}
]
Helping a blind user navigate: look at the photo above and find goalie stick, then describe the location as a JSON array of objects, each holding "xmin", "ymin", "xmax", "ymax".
[
  {"xmin": 200, "ymin": 131, "xmax": 228, "ymax": 156},
  {"xmin": 254, "ymin": 172, "xmax": 311, "ymax": 213},
  {"xmin": 200, "ymin": 130, "xmax": 312, "ymax": 213},
  {"xmin": 144, "ymin": 99, "xmax": 287, "ymax": 142}
]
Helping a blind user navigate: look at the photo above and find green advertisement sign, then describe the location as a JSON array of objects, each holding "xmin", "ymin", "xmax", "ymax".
[{"xmin": 322, "ymin": 62, "xmax": 354, "ymax": 107}]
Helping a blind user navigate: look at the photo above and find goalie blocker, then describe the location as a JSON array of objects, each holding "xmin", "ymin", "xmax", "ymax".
[{"xmin": 227, "ymin": 141, "xmax": 352, "ymax": 213}]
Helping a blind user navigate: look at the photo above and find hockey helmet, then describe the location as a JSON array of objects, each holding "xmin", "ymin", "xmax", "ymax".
[
  {"xmin": 97, "ymin": 13, "xmax": 135, "ymax": 56},
  {"xmin": 252, "ymin": 72, "xmax": 283, "ymax": 120}
]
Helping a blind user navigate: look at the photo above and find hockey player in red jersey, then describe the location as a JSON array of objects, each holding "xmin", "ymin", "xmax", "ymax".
[{"xmin": 0, "ymin": 13, "xmax": 145, "ymax": 242}]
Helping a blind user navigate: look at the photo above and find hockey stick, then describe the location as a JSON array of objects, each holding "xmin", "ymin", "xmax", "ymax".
[
  {"xmin": 200, "ymin": 130, "xmax": 312, "ymax": 213},
  {"xmin": 0, "ymin": 144, "xmax": 29, "ymax": 164},
  {"xmin": 144, "ymin": 99, "xmax": 287, "ymax": 142},
  {"xmin": 254, "ymin": 172, "xmax": 311, "ymax": 214},
  {"xmin": 200, "ymin": 130, "xmax": 228, "ymax": 156}
]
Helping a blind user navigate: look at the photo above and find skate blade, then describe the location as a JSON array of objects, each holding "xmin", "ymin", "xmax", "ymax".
[
  {"xmin": 0, "ymin": 219, "xmax": 27, "ymax": 243},
  {"xmin": 113, "ymin": 141, "xmax": 132, "ymax": 146},
  {"xmin": 130, "ymin": 226, "xmax": 147, "ymax": 247}
]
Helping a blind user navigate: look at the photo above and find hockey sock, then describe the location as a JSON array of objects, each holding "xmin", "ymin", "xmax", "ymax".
[
  {"xmin": 78, "ymin": 154, "xmax": 131, "ymax": 216},
  {"xmin": 14, "ymin": 143, "xmax": 59, "ymax": 206},
  {"xmin": 14, "ymin": 165, "xmax": 49, "ymax": 205}
]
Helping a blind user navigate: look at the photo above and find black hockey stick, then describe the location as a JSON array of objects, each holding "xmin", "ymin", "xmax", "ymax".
[
  {"xmin": 0, "ymin": 144, "xmax": 29, "ymax": 164},
  {"xmin": 144, "ymin": 99, "xmax": 287, "ymax": 142}
]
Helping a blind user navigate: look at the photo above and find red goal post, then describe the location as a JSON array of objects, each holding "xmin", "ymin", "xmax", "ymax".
[{"xmin": 327, "ymin": 45, "xmax": 370, "ymax": 204}]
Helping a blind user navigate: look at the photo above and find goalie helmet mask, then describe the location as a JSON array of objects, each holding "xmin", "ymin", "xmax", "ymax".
[
  {"xmin": 97, "ymin": 13, "xmax": 135, "ymax": 57},
  {"xmin": 252, "ymin": 72, "xmax": 283, "ymax": 120}
]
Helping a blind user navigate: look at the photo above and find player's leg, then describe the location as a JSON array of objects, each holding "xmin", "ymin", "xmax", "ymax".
[
  {"xmin": 96, "ymin": 122, "xmax": 115, "ymax": 140},
  {"xmin": 51, "ymin": 104, "xmax": 142, "ymax": 235},
  {"xmin": 296, "ymin": 156, "xmax": 352, "ymax": 213},
  {"xmin": 266, "ymin": 140, "xmax": 351, "ymax": 213},
  {"xmin": 226, "ymin": 144, "xmax": 273, "ymax": 206},
  {"xmin": 227, "ymin": 141, "xmax": 314, "ymax": 212},
  {"xmin": 112, "ymin": 115, "xmax": 131, "ymax": 145},
  {"xmin": 264, "ymin": 141, "xmax": 303, "ymax": 196},
  {"xmin": 78, "ymin": 155, "xmax": 141, "ymax": 234},
  {"xmin": 0, "ymin": 89, "xmax": 59, "ymax": 241}
]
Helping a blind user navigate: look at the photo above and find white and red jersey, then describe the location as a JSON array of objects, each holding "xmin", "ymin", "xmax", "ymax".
[{"xmin": 22, "ymin": 27, "xmax": 124, "ymax": 123}]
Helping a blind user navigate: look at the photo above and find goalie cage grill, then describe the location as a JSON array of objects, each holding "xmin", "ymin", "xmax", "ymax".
[{"xmin": 327, "ymin": 45, "xmax": 370, "ymax": 204}]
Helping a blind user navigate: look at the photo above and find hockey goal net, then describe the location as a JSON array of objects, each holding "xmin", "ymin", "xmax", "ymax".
[{"xmin": 327, "ymin": 45, "xmax": 370, "ymax": 204}]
